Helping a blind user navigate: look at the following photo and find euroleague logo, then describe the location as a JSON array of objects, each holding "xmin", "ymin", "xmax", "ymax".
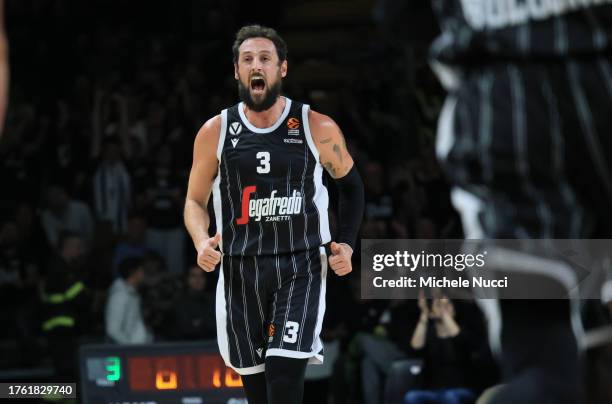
[
  {"xmin": 236, "ymin": 186, "xmax": 303, "ymax": 224},
  {"xmin": 287, "ymin": 118, "xmax": 300, "ymax": 129},
  {"xmin": 287, "ymin": 118, "xmax": 300, "ymax": 136}
]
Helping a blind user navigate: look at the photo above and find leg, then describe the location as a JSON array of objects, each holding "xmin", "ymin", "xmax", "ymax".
[
  {"xmin": 265, "ymin": 356, "xmax": 308, "ymax": 404},
  {"xmin": 263, "ymin": 248, "xmax": 327, "ymax": 403},
  {"xmin": 242, "ymin": 372, "xmax": 268, "ymax": 404},
  {"xmin": 361, "ymin": 354, "xmax": 382, "ymax": 404},
  {"xmin": 357, "ymin": 333, "xmax": 407, "ymax": 404},
  {"xmin": 216, "ymin": 255, "xmax": 268, "ymax": 374}
]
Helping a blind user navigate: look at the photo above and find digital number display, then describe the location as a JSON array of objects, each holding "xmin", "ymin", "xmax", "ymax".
[
  {"xmin": 127, "ymin": 354, "xmax": 242, "ymax": 391},
  {"xmin": 79, "ymin": 341, "xmax": 246, "ymax": 404}
]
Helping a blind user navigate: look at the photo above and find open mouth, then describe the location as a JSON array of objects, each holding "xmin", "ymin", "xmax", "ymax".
[{"xmin": 250, "ymin": 76, "xmax": 266, "ymax": 93}]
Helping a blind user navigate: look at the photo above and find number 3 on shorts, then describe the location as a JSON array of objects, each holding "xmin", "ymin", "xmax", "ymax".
[{"xmin": 283, "ymin": 321, "xmax": 299, "ymax": 344}]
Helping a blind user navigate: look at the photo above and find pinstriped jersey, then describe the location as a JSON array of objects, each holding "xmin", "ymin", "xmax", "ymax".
[
  {"xmin": 432, "ymin": 0, "xmax": 612, "ymax": 63},
  {"xmin": 211, "ymin": 98, "xmax": 331, "ymax": 256}
]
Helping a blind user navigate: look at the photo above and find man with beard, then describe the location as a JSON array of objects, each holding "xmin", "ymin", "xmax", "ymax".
[{"xmin": 184, "ymin": 25, "xmax": 364, "ymax": 404}]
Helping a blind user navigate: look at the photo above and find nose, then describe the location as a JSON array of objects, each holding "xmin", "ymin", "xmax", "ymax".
[{"xmin": 251, "ymin": 58, "xmax": 263, "ymax": 72}]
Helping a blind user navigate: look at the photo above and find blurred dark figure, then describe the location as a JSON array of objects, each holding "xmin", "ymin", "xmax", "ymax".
[
  {"xmin": 141, "ymin": 272, "xmax": 182, "ymax": 340},
  {"xmin": 172, "ymin": 265, "xmax": 216, "ymax": 341},
  {"xmin": 41, "ymin": 231, "xmax": 92, "ymax": 380},
  {"xmin": 0, "ymin": 218, "xmax": 40, "ymax": 366},
  {"xmin": 142, "ymin": 143, "xmax": 185, "ymax": 274},
  {"xmin": 353, "ymin": 299, "xmax": 418, "ymax": 404},
  {"xmin": 105, "ymin": 257, "xmax": 152, "ymax": 344},
  {"xmin": 41, "ymin": 183, "xmax": 94, "ymax": 248},
  {"xmin": 363, "ymin": 161, "xmax": 393, "ymax": 221},
  {"xmin": 113, "ymin": 212, "xmax": 150, "ymax": 278},
  {"xmin": 404, "ymin": 293, "xmax": 479, "ymax": 404},
  {"xmin": 92, "ymin": 136, "xmax": 131, "ymax": 235}
]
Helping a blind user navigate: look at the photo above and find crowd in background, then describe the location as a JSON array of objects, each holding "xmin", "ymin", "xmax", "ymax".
[{"xmin": 0, "ymin": 0, "xmax": 496, "ymax": 402}]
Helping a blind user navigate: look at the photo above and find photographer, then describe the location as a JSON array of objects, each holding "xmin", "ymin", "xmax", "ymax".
[{"xmin": 405, "ymin": 291, "xmax": 477, "ymax": 404}]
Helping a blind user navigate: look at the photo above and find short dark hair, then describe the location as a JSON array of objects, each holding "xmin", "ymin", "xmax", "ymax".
[
  {"xmin": 232, "ymin": 25, "xmax": 287, "ymax": 64},
  {"xmin": 118, "ymin": 256, "xmax": 144, "ymax": 280}
]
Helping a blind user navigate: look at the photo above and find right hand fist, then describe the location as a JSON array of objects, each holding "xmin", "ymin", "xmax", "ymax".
[{"xmin": 197, "ymin": 233, "xmax": 222, "ymax": 272}]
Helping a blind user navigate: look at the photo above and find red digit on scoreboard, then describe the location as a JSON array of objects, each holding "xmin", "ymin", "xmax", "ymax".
[{"xmin": 129, "ymin": 357, "xmax": 153, "ymax": 391}]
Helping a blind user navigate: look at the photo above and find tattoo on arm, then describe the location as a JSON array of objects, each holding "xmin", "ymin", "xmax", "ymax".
[
  {"xmin": 323, "ymin": 162, "xmax": 337, "ymax": 177},
  {"xmin": 332, "ymin": 144, "xmax": 343, "ymax": 163},
  {"xmin": 320, "ymin": 137, "xmax": 332, "ymax": 144}
]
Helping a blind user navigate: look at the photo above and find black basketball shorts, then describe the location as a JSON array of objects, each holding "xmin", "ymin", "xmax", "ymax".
[{"xmin": 215, "ymin": 246, "xmax": 327, "ymax": 375}]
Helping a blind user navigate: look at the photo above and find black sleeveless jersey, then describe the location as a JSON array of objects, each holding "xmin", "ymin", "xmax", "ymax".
[
  {"xmin": 211, "ymin": 98, "xmax": 331, "ymax": 256},
  {"xmin": 431, "ymin": 0, "xmax": 612, "ymax": 64}
]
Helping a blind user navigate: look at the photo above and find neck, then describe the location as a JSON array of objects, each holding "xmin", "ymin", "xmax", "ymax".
[{"xmin": 243, "ymin": 96, "xmax": 285, "ymax": 129}]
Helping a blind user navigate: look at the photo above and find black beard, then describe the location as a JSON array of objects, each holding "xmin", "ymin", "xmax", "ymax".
[{"xmin": 238, "ymin": 78, "xmax": 282, "ymax": 112}]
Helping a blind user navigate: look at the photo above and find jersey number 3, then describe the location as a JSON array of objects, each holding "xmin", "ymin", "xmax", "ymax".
[
  {"xmin": 256, "ymin": 151, "xmax": 270, "ymax": 174},
  {"xmin": 283, "ymin": 321, "xmax": 299, "ymax": 344}
]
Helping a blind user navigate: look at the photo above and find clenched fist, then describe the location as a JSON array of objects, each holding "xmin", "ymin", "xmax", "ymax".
[
  {"xmin": 328, "ymin": 242, "xmax": 352, "ymax": 276},
  {"xmin": 197, "ymin": 233, "xmax": 222, "ymax": 272}
]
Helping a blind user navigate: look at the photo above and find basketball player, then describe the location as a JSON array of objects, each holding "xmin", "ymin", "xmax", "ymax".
[
  {"xmin": 429, "ymin": 1, "xmax": 612, "ymax": 403},
  {"xmin": 184, "ymin": 25, "xmax": 364, "ymax": 404}
]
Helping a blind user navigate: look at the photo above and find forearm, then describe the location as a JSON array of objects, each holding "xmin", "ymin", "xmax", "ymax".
[
  {"xmin": 184, "ymin": 199, "xmax": 212, "ymax": 248},
  {"xmin": 442, "ymin": 316, "xmax": 461, "ymax": 337},
  {"xmin": 334, "ymin": 165, "xmax": 365, "ymax": 249},
  {"xmin": 410, "ymin": 315, "xmax": 428, "ymax": 350}
]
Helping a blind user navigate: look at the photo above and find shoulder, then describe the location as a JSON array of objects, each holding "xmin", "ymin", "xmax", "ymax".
[
  {"xmin": 306, "ymin": 109, "xmax": 341, "ymax": 142},
  {"xmin": 193, "ymin": 115, "xmax": 223, "ymax": 155},
  {"xmin": 195, "ymin": 115, "xmax": 222, "ymax": 143}
]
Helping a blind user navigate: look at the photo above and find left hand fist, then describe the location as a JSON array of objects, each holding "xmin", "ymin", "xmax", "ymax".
[{"xmin": 328, "ymin": 242, "xmax": 353, "ymax": 276}]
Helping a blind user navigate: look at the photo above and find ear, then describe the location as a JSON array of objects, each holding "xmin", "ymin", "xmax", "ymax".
[
  {"xmin": 280, "ymin": 60, "xmax": 288, "ymax": 78},
  {"xmin": 234, "ymin": 63, "xmax": 239, "ymax": 80}
]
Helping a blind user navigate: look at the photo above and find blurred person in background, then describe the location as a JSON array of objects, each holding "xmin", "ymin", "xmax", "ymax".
[
  {"xmin": 41, "ymin": 183, "xmax": 94, "ymax": 248},
  {"xmin": 426, "ymin": 0, "xmax": 612, "ymax": 402},
  {"xmin": 353, "ymin": 299, "xmax": 417, "ymax": 404},
  {"xmin": 112, "ymin": 212, "xmax": 150, "ymax": 278},
  {"xmin": 142, "ymin": 143, "xmax": 185, "ymax": 274},
  {"xmin": 92, "ymin": 136, "xmax": 131, "ymax": 235},
  {"xmin": 41, "ymin": 231, "xmax": 91, "ymax": 380},
  {"xmin": 104, "ymin": 256, "xmax": 152, "ymax": 344},
  {"xmin": 172, "ymin": 265, "xmax": 216, "ymax": 341},
  {"xmin": 405, "ymin": 293, "xmax": 478, "ymax": 404},
  {"xmin": 0, "ymin": 218, "xmax": 39, "ymax": 365}
]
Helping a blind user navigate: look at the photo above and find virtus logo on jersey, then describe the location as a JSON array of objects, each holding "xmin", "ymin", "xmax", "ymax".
[{"xmin": 236, "ymin": 186, "xmax": 303, "ymax": 224}]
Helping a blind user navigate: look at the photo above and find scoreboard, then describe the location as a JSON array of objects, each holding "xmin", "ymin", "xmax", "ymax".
[{"xmin": 79, "ymin": 341, "xmax": 246, "ymax": 404}]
